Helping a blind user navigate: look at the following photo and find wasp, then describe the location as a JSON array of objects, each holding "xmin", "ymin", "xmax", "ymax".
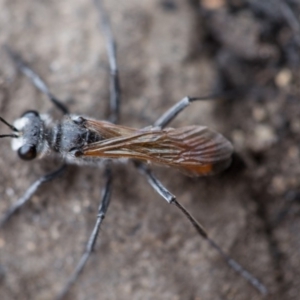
[
  {"xmin": 3, "ymin": 104, "xmax": 233, "ymax": 176},
  {"xmin": 0, "ymin": 0, "xmax": 267, "ymax": 299}
]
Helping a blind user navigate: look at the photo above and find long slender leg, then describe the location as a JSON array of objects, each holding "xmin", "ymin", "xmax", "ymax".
[
  {"xmin": 0, "ymin": 164, "xmax": 66, "ymax": 227},
  {"xmin": 94, "ymin": 0, "xmax": 121, "ymax": 124},
  {"xmin": 56, "ymin": 2, "xmax": 119, "ymax": 299},
  {"xmin": 136, "ymin": 162, "xmax": 268, "ymax": 295},
  {"xmin": 273, "ymin": 190, "xmax": 300, "ymax": 227},
  {"xmin": 56, "ymin": 166, "xmax": 112, "ymax": 300},
  {"xmin": 154, "ymin": 90, "xmax": 237, "ymax": 129},
  {"xmin": 4, "ymin": 46, "xmax": 68, "ymax": 115}
]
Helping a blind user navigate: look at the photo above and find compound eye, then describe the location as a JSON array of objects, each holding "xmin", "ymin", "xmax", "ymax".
[
  {"xmin": 18, "ymin": 145, "xmax": 37, "ymax": 160},
  {"xmin": 21, "ymin": 110, "xmax": 39, "ymax": 118}
]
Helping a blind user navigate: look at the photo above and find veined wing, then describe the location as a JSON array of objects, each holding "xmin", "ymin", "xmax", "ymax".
[
  {"xmin": 85, "ymin": 119, "xmax": 137, "ymax": 138},
  {"xmin": 83, "ymin": 121, "xmax": 233, "ymax": 176}
]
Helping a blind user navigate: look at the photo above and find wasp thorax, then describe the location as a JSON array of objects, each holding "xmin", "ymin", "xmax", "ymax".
[{"xmin": 72, "ymin": 116, "xmax": 86, "ymax": 125}]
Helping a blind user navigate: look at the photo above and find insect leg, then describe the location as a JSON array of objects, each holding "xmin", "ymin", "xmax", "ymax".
[
  {"xmin": 56, "ymin": 166, "xmax": 112, "ymax": 300},
  {"xmin": 154, "ymin": 91, "xmax": 236, "ymax": 129},
  {"xmin": 4, "ymin": 46, "xmax": 68, "ymax": 115},
  {"xmin": 136, "ymin": 162, "xmax": 268, "ymax": 295},
  {"xmin": 55, "ymin": 2, "xmax": 116, "ymax": 299},
  {"xmin": 94, "ymin": 0, "xmax": 121, "ymax": 124},
  {"xmin": 0, "ymin": 165, "xmax": 66, "ymax": 227}
]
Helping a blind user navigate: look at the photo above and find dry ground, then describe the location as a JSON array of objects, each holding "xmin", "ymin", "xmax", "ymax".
[{"xmin": 0, "ymin": 0, "xmax": 300, "ymax": 300}]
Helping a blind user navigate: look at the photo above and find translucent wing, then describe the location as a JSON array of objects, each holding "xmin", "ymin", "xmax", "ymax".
[{"xmin": 83, "ymin": 120, "xmax": 233, "ymax": 176}]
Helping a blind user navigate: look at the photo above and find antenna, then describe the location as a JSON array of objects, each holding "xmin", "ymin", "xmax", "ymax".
[{"xmin": 0, "ymin": 116, "xmax": 19, "ymax": 132}]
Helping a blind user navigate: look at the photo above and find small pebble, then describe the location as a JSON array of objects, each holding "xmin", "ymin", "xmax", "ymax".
[{"xmin": 275, "ymin": 68, "xmax": 292, "ymax": 88}]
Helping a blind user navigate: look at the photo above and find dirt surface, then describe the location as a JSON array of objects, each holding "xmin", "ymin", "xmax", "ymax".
[{"xmin": 0, "ymin": 0, "xmax": 300, "ymax": 299}]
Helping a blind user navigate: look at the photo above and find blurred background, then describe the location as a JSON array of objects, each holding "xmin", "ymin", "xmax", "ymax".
[{"xmin": 0, "ymin": 0, "xmax": 300, "ymax": 299}]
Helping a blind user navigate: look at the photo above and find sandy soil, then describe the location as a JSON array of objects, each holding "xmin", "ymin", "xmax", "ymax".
[{"xmin": 0, "ymin": 0, "xmax": 300, "ymax": 299}]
